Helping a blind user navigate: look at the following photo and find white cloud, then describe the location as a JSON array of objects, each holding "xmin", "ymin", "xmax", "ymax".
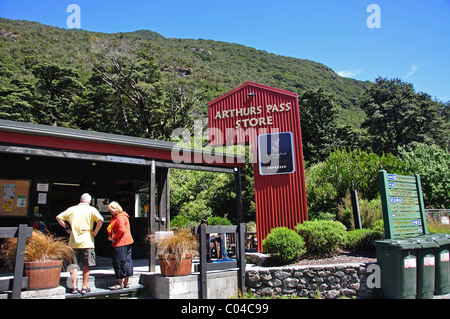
[
  {"xmin": 404, "ymin": 63, "xmax": 421, "ymax": 79},
  {"xmin": 337, "ymin": 70, "xmax": 361, "ymax": 78}
]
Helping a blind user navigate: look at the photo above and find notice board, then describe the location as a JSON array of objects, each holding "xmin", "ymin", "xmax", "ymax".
[
  {"xmin": 378, "ymin": 170, "xmax": 428, "ymax": 239},
  {"xmin": 1, "ymin": 179, "xmax": 31, "ymax": 217}
]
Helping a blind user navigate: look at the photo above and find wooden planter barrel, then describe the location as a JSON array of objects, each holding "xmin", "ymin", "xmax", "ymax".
[
  {"xmin": 159, "ymin": 254, "xmax": 192, "ymax": 276},
  {"xmin": 24, "ymin": 260, "xmax": 63, "ymax": 290}
]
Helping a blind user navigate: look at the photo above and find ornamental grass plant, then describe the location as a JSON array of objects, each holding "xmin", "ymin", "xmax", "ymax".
[
  {"xmin": 147, "ymin": 229, "xmax": 199, "ymax": 263},
  {"xmin": 0, "ymin": 230, "xmax": 74, "ymax": 270}
]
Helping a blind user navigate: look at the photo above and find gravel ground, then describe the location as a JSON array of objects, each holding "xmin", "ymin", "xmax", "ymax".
[
  {"xmin": 290, "ymin": 250, "xmax": 377, "ymax": 266},
  {"xmin": 251, "ymin": 249, "xmax": 378, "ymax": 267}
]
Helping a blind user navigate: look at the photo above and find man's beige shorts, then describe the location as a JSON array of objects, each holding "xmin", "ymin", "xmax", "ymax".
[{"xmin": 72, "ymin": 248, "xmax": 96, "ymax": 267}]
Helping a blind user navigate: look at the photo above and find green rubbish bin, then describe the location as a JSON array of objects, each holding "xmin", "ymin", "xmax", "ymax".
[
  {"xmin": 419, "ymin": 234, "xmax": 450, "ymax": 296},
  {"xmin": 374, "ymin": 239, "xmax": 419, "ymax": 299},
  {"xmin": 415, "ymin": 238, "xmax": 439, "ymax": 299}
]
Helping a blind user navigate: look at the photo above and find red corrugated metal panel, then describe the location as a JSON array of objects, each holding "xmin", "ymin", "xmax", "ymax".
[{"xmin": 208, "ymin": 82, "xmax": 308, "ymax": 252}]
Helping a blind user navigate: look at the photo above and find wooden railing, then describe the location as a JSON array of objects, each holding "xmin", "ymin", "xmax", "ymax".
[
  {"xmin": 0, "ymin": 225, "xmax": 33, "ymax": 299},
  {"xmin": 195, "ymin": 224, "xmax": 246, "ymax": 299}
]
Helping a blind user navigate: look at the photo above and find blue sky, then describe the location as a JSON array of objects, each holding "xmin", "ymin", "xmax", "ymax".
[{"xmin": 1, "ymin": 0, "xmax": 449, "ymax": 101}]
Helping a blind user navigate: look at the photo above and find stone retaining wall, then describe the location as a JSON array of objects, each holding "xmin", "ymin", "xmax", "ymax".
[{"xmin": 246, "ymin": 263, "xmax": 375, "ymax": 299}]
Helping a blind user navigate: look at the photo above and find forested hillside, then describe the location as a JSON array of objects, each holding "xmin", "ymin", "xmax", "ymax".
[{"xmin": 0, "ymin": 18, "xmax": 368, "ymax": 138}]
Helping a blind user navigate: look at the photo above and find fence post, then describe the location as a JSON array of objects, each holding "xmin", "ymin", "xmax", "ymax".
[
  {"xmin": 11, "ymin": 224, "xmax": 28, "ymax": 299},
  {"xmin": 237, "ymin": 223, "xmax": 246, "ymax": 295},
  {"xmin": 199, "ymin": 224, "xmax": 207, "ymax": 299}
]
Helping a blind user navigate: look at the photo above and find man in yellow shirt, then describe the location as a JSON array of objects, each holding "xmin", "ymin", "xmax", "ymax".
[{"xmin": 57, "ymin": 193, "xmax": 104, "ymax": 294}]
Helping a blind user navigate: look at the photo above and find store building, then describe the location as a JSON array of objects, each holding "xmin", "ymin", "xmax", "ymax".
[{"xmin": 0, "ymin": 119, "xmax": 244, "ymax": 270}]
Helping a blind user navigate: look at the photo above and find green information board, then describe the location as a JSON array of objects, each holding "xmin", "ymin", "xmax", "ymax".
[{"xmin": 378, "ymin": 170, "xmax": 429, "ymax": 239}]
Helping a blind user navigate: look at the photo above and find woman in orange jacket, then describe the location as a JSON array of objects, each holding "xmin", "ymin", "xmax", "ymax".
[{"xmin": 107, "ymin": 201, "xmax": 134, "ymax": 290}]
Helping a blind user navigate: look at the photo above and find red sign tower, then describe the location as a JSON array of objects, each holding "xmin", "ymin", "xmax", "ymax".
[{"xmin": 208, "ymin": 82, "xmax": 308, "ymax": 251}]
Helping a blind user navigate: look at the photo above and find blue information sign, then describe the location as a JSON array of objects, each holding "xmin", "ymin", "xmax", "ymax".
[{"xmin": 258, "ymin": 132, "xmax": 295, "ymax": 175}]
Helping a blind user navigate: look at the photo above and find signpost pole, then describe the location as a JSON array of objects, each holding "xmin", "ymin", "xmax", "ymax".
[
  {"xmin": 415, "ymin": 174, "xmax": 429, "ymax": 235},
  {"xmin": 378, "ymin": 170, "xmax": 394, "ymax": 238},
  {"xmin": 351, "ymin": 189, "xmax": 362, "ymax": 230}
]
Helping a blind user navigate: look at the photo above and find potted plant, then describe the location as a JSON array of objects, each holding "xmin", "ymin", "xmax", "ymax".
[
  {"xmin": 148, "ymin": 229, "xmax": 198, "ymax": 276},
  {"xmin": 0, "ymin": 230, "xmax": 74, "ymax": 289}
]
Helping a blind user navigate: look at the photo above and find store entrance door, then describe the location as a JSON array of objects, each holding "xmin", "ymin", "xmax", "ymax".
[{"xmin": 47, "ymin": 181, "xmax": 82, "ymax": 236}]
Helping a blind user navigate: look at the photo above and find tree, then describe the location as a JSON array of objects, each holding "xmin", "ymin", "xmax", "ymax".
[
  {"xmin": 86, "ymin": 37, "xmax": 201, "ymax": 139},
  {"xmin": 305, "ymin": 148, "xmax": 403, "ymax": 216},
  {"xmin": 0, "ymin": 78, "xmax": 34, "ymax": 122},
  {"xmin": 70, "ymin": 73, "xmax": 123, "ymax": 133},
  {"xmin": 32, "ymin": 62, "xmax": 83, "ymax": 126},
  {"xmin": 88, "ymin": 41, "xmax": 166, "ymax": 138},
  {"xmin": 299, "ymin": 88, "xmax": 358, "ymax": 165},
  {"xmin": 358, "ymin": 77, "xmax": 448, "ymax": 155},
  {"xmin": 399, "ymin": 143, "xmax": 450, "ymax": 209}
]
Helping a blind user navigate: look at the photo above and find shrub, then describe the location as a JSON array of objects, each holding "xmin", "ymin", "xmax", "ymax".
[
  {"xmin": 343, "ymin": 229, "xmax": 384, "ymax": 252},
  {"xmin": 308, "ymin": 211, "xmax": 336, "ymax": 221},
  {"xmin": 207, "ymin": 216, "xmax": 232, "ymax": 226},
  {"xmin": 305, "ymin": 148, "xmax": 402, "ymax": 216},
  {"xmin": 170, "ymin": 215, "xmax": 191, "ymax": 229},
  {"xmin": 246, "ymin": 221, "xmax": 257, "ymax": 232},
  {"xmin": 427, "ymin": 218, "xmax": 450, "ymax": 234},
  {"xmin": 372, "ymin": 219, "xmax": 384, "ymax": 233},
  {"xmin": 295, "ymin": 220, "xmax": 346, "ymax": 256},
  {"xmin": 262, "ymin": 227, "xmax": 306, "ymax": 264},
  {"xmin": 337, "ymin": 192, "xmax": 382, "ymax": 230},
  {"xmin": 399, "ymin": 143, "xmax": 450, "ymax": 209},
  {"xmin": 178, "ymin": 199, "xmax": 212, "ymax": 223}
]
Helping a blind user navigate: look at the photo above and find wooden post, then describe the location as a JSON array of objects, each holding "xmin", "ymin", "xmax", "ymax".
[
  {"xmin": 199, "ymin": 224, "xmax": 207, "ymax": 299},
  {"xmin": 2, "ymin": 224, "xmax": 32, "ymax": 299},
  {"xmin": 148, "ymin": 160, "xmax": 156, "ymax": 272},
  {"xmin": 235, "ymin": 167, "xmax": 244, "ymax": 224},
  {"xmin": 237, "ymin": 223, "xmax": 246, "ymax": 295},
  {"xmin": 157, "ymin": 167, "xmax": 170, "ymax": 230}
]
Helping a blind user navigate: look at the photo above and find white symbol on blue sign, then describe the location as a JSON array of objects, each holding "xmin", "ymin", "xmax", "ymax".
[
  {"xmin": 392, "ymin": 213, "xmax": 396, "ymax": 218},
  {"xmin": 388, "ymin": 182, "xmax": 395, "ymax": 187},
  {"xmin": 388, "ymin": 174, "xmax": 397, "ymax": 180},
  {"xmin": 412, "ymin": 220, "xmax": 422, "ymax": 225},
  {"xmin": 390, "ymin": 197, "xmax": 402, "ymax": 203}
]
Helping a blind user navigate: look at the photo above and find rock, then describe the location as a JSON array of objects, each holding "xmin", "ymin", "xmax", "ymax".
[
  {"xmin": 247, "ymin": 274, "xmax": 260, "ymax": 283},
  {"xmin": 267, "ymin": 279, "xmax": 283, "ymax": 287},
  {"xmin": 274, "ymin": 270, "xmax": 291, "ymax": 280},
  {"xmin": 283, "ymin": 278, "xmax": 299, "ymax": 288},
  {"xmin": 318, "ymin": 270, "xmax": 332, "ymax": 277},
  {"xmin": 246, "ymin": 262, "xmax": 375, "ymax": 299},
  {"xmin": 260, "ymin": 272, "xmax": 272, "ymax": 281},
  {"xmin": 324, "ymin": 290, "xmax": 340, "ymax": 299},
  {"xmin": 259, "ymin": 287, "xmax": 274, "ymax": 296}
]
